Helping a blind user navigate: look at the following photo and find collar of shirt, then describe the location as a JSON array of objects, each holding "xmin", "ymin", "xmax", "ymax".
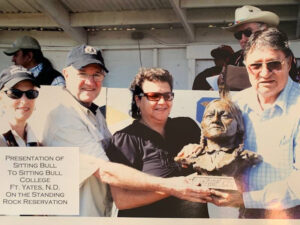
[
  {"xmin": 64, "ymin": 88, "xmax": 99, "ymax": 116},
  {"xmin": 10, "ymin": 124, "xmax": 38, "ymax": 147},
  {"xmin": 244, "ymin": 77, "xmax": 293, "ymax": 116},
  {"xmin": 29, "ymin": 63, "xmax": 43, "ymax": 78}
]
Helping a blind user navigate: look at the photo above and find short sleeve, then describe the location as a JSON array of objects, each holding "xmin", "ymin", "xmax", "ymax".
[{"xmin": 105, "ymin": 131, "xmax": 143, "ymax": 170}]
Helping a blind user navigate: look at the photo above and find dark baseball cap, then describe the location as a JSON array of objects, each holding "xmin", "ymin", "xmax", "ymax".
[
  {"xmin": 0, "ymin": 65, "xmax": 39, "ymax": 90},
  {"xmin": 66, "ymin": 45, "xmax": 109, "ymax": 73},
  {"xmin": 4, "ymin": 36, "xmax": 41, "ymax": 56}
]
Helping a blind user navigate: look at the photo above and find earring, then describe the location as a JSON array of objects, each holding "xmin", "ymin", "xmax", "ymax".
[{"xmin": 137, "ymin": 107, "xmax": 141, "ymax": 116}]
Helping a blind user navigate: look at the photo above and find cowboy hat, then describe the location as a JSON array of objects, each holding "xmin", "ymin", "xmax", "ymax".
[{"xmin": 224, "ymin": 5, "xmax": 279, "ymax": 32}]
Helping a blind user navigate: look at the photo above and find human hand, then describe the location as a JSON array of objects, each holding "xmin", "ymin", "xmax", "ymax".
[
  {"xmin": 209, "ymin": 189, "xmax": 244, "ymax": 207},
  {"xmin": 162, "ymin": 176, "xmax": 212, "ymax": 203}
]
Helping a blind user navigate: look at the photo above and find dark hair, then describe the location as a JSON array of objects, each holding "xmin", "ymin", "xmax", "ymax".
[
  {"xmin": 21, "ymin": 49, "xmax": 54, "ymax": 67},
  {"xmin": 129, "ymin": 68, "xmax": 173, "ymax": 119},
  {"xmin": 244, "ymin": 27, "xmax": 293, "ymax": 60}
]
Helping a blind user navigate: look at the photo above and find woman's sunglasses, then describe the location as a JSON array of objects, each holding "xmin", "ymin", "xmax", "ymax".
[
  {"xmin": 138, "ymin": 92, "xmax": 174, "ymax": 101},
  {"xmin": 4, "ymin": 89, "xmax": 39, "ymax": 99},
  {"xmin": 234, "ymin": 29, "xmax": 252, "ymax": 40}
]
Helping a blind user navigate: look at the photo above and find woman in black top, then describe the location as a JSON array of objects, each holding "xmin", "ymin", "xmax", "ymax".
[{"xmin": 106, "ymin": 68, "xmax": 209, "ymax": 217}]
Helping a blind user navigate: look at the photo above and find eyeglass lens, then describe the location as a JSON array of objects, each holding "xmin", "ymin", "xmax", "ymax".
[
  {"xmin": 4, "ymin": 89, "xmax": 39, "ymax": 99},
  {"xmin": 78, "ymin": 73, "xmax": 105, "ymax": 82},
  {"xmin": 142, "ymin": 92, "xmax": 174, "ymax": 101},
  {"xmin": 249, "ymin": 61, "xmax": 283, "ymax": 73},
  {"xmin": 234, "ymin": 29, "xmax": 252, "ymax": 40}
]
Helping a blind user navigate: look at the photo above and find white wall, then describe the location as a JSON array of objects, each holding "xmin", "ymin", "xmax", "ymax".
[{"xmin": 0, "ymin": 46, "xmax": 191, "ymax": 90}]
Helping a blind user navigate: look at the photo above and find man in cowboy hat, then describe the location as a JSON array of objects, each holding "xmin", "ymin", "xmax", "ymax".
[
  {"xmin": 225, "ymin": 5, "xmax": 299, "ymax": 82},
  {"xmin": 225, "ymin": 5, "xmax": 279, "ymax": 67},
  {"xmin": 192, "ymin": 45, "xmax": 234, "ymax": 90}
]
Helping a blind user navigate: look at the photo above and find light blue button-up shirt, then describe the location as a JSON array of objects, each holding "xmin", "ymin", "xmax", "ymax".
[{"xmin": 234, "ymin": 77, "xmax": 300, "ymax": 209}]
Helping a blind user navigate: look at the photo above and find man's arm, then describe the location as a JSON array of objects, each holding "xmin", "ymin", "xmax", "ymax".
[
  {"xmin": 95, "ymin": 159, "xmax": 212, "ymax": 204},
  {"xmin": 110, "ymin": 186, "xmax": 168, "ymax": 210}
]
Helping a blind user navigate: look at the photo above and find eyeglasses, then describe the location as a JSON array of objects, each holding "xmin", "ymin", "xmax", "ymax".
[
  {"xmin": 139, "ymin": 92, "xmax": 174, "ymax": 101},
  {"xmin": 234, "ymin": 29, "xmax": 252, "ymax": 40},
  {"xmin": 247, "ymin": 59, "xmax": 285, "ymax": 74},
  {"xmin": 4, "ymin": 89, "xmax": 39, "ymax": 99},
  {"xmin": 78, "ymin": 73, "xmax": 105, "ymax": 82}
]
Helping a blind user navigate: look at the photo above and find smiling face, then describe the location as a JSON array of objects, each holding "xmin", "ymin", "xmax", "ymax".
[
  {"xmin": 64, "ymin": 64, "xmax": 105, "ymax": 106},
  {"xmin": 2, "ymin": 80, "xmax": 37, "ymax": 123},
  {"xmin": 135, "ymin": 80, "xmax": 172, "ymax": 127},
  {"xmin": 245, "ymin": 46, "xmax": 291, "ymax": 104},
  {"xmin": 201, "ymin": 100, "xmax": 238, "ymax": 141}
]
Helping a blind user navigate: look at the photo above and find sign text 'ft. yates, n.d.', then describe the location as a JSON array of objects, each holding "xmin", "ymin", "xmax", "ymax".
[{"xmin": 0, "ymin": 147, "xmax": 79, "ymax": 215}]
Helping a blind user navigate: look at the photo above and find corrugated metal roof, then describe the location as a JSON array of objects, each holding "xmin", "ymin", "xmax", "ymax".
[
  {"xmin": 0, "ymin": 0, "xmax": 41, "ymax": 13},
  {"xmin": 61, "ymin": 0, "xmax": 172, "ymax": 13},
  {"xmin": 0, "ymin": 0, "xmax": 298, "ymax": 41}
]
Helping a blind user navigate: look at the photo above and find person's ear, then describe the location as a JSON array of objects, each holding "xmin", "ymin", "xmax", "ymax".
[
  {"xmin": 62, "ymin": 68, "xmax": 69, "ymax": 79},
  {"xmin": 287, "ymin": 56, "xmax": 293, "ymax": 71},
  {"xmin": 135, "ymin": 95, "xmax": 141, "ymax": 108},
  {"xmin": 27, "ymin": 52, "xmax": 34, "ymax": 62}
]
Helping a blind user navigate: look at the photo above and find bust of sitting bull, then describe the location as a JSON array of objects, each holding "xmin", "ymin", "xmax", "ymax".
[{"xmin": 175, "ymin": 98, "xmax": 262, "ymax": 177}]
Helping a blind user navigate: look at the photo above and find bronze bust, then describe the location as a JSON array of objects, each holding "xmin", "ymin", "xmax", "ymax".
[{"xmin": 175, "ymin": 98, "xmax": 262, "ymax": 179}]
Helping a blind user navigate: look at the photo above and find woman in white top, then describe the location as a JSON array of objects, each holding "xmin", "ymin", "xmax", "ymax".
[{"xmin": 0, "ymin": 65, "xmax": 40, "ymax": 146}]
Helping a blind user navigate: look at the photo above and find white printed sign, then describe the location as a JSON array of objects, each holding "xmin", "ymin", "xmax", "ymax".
[{"xmin": 0, "ymin": 147, "xmax": 79, "ymax": 215}]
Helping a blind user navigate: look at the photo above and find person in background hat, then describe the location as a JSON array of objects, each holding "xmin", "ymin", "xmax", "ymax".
[
  {"xmin": 4, "ymin": 35, "xmax": 65, "ymax": 86},
  {"xmin": 225, "ymin": 5, "xmax": 299, "ymax": 82},
  {"xmin": 210, "ymin": 27, "xmax": 300, "ymax": 219},
  {"xmin": 42, "ymin": 44, "xmax": 211, "ymax": 217},
  {"xmin": 192, "ymin": 45, "xmax": 234, "ymax": 90},
  {"xmin": 0, "ymin": 65, "xmax": 40, "ymax": 147},
  {"xmin": 225, "ymin": 5, "xmax": 279, "ymax": 67}
]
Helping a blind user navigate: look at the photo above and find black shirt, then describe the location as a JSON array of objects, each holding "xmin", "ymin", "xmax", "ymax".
[{"xmin": 105, "ymin": 117, "xmax": 209, "ymax": 218}]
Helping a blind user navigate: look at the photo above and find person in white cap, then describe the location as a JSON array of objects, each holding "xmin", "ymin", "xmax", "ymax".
[
  {"xmin": 225, "ymin": 5, "xmax": 279, "ymax": 67},
  {"xmin": 225, "ymin": 5, "xmax": 299, "ymax": 83}
]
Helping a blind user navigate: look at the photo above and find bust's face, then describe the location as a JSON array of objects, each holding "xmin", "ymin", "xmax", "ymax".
[{"xmin": 201, "ymin": 100, "xmax": 238, "ymax": 140}]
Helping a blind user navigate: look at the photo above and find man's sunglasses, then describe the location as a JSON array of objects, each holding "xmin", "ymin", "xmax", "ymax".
[
  {"xmin": 4, "ymin": 89, "xmax": 39, "ymax": 99},
  {"xmin": 248, "ymin": 60, "xmax": 285, "ymax": 74},
  {"xmin": 138, "ymin": 92, "xmax": 174, "ymax": 101},
  {"xmin": 234, "ymin": 29, "xmax": 252, "ymax": 40}
]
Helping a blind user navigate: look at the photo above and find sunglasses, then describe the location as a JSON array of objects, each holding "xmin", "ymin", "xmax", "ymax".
[
  {"xmin": 248, "ymin": 60, "xmax": 285, "ymax": 74},
  {"xmin": 139, "ymin": 92, "xmax": 174, "ymax": 101},
  {"xmin": 234, "ymin": 29, "xmax": 252, "ymax": 40},
  {"xmin": 4, "ymin": 89, "xmax": 39, "ymax": 99}
]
